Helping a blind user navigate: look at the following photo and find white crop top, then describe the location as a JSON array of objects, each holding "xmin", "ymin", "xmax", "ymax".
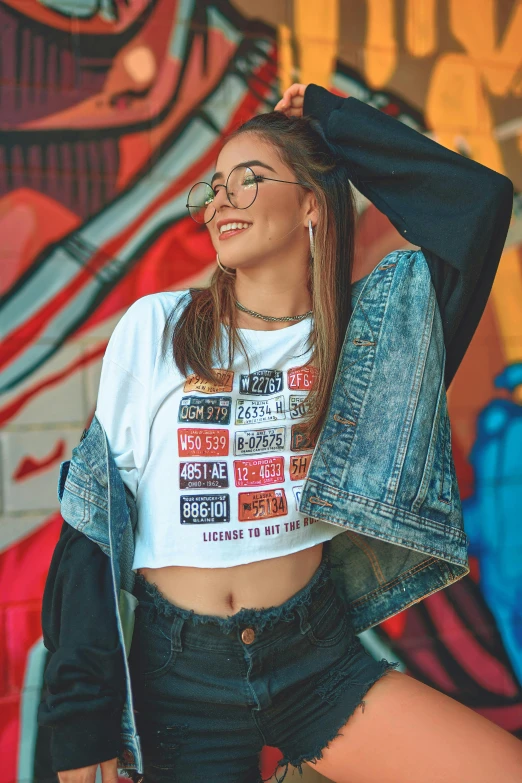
[{"xmin": 95, "ymin": 291, "xmax": 345, "ymax": 569}]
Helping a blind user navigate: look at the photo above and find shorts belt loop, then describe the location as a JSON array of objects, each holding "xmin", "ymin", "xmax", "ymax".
[
  {"xmin": 296, "ymin": 603, "xmax": 311, "ymax": 636},
  {"xmin": 172, "ymin": 615, "xmax": 185, "ymax": 653}
]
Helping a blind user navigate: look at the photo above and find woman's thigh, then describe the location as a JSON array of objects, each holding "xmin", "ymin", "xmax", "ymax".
[{"xmin": 307, "ymin": 670, "xmax": 522, "ymax": 783}]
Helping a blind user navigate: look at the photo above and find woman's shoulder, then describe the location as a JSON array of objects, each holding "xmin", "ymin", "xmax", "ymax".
[
  {"xmin": 122, "ymin": 289, "xmax": 192, "ymax": 324},
  {"xmin": 105, "ymin": 290, "xmax": 192, "ymax": 368},
  {"xmin": 113, "ymin": 289, "xmax": 191, "ymax": 337}
]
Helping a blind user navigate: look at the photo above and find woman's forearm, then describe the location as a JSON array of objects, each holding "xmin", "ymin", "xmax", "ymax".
[{"xmin": 303, "ymin": 83, "xmax": 513, "ymax": 386}]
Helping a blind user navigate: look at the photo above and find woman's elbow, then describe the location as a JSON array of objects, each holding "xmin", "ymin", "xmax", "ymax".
[
  {"xmin": 483, "ymin": 171, "xmax": 513, "ymax": 231},
  {"xmin": 493, "ymin": 173, "xmax": 514, "ymax": 216}
]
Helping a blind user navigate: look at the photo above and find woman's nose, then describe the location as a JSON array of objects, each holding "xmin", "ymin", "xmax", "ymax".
[{"xmin": 213, "ymin": 185, "xmax": 233, "ymax": 210}]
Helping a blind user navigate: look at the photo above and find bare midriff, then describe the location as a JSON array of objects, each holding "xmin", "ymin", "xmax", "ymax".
[{"xmin": 137, "ymin": 542, "xmax": 324, "ymax": 617}]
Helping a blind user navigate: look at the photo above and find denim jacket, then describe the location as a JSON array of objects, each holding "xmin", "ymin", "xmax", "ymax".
[
  {"xmin": 50, "ymin": 85, "xmax": 513, "ymax": 772},
  {"xmin": 56, "ymin": 248, "xmax": 468, "ymax": 770}
]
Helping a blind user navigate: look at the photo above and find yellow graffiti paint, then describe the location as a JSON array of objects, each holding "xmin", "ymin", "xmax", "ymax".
[
  {"xmin": 293, "ymin": 0, "xmax": 339, "ymax": 88},
  {"xmin": 406, "ymin": 0, "xmax": 437, "ymax": 58},
  {"xmin": 364, "ymin": 0, "xmax": 397, "ymax": 88},
  {"xmin": 277, "ymin": 23, "xmax": 295, "ymax": 94}
]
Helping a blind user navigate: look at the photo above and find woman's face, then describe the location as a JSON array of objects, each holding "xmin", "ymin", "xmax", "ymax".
[{"xmin": 207, "ymin": 134, "xmax": 311, "ymax": 273}]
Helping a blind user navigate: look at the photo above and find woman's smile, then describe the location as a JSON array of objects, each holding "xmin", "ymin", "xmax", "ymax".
[{"xmin": 218, "ymin": 222, "xmax": 253, "ymax": 240}]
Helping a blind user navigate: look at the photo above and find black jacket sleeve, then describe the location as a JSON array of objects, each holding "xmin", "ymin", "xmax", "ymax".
[
  {"xmin": 38, "ymin": 521, "xmax": 126, "ymax": 773},
  {"xmin": 303, "ymin": 84, "xmax": 514, "ymax": 388}
]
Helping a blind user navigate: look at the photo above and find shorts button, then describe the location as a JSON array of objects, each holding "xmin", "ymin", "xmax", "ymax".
[{"xmin": 241, "ymin": 627, "xmax": 255, "ymax": 644}]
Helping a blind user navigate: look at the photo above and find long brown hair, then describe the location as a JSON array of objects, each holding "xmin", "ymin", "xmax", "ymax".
[{"xmin": 162, "ymin": 111, "xmax": 356, "ymax": 445}]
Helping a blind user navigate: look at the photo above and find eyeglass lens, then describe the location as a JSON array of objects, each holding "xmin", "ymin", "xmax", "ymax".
[{"xmin": 186, "ymin": 166, "xmax": 258, "ymax": 223}]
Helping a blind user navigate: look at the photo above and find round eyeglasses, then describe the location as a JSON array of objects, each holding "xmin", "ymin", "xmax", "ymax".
[{"xmin": 186, "ymin": 165, "xmax": 306, "ymax": 224}]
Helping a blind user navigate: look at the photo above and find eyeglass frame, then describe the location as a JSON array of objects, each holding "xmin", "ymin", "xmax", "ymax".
[{"xmin": 185, "ymin": 164, "xmax": 309, "ymax": 224}]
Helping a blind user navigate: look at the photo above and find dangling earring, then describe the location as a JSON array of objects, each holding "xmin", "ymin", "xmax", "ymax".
[
  {"xmin": 308, "ymin": 220, "xmax": 315, "ymax": 260},
  {"xmin": 216, "ymin": 253, "xmax": 236, "ymax": 276}
]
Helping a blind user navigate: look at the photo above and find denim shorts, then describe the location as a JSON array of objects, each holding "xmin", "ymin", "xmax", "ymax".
[{"xmin": 129, "ymin": 543, "xmax": 399, "ymax": 783}]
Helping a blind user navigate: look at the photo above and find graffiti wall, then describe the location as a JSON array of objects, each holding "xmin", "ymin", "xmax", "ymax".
[{"xmin": 0, "ymin": 1, "xmax": 520, "ymax": 781}]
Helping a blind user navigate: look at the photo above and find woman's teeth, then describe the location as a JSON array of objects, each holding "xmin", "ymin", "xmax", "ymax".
[{"xmin": 219, "ymin": 222, "xmax": 251, "ymax": 234}]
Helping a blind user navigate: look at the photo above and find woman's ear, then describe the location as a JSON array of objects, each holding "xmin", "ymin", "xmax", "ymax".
[{"xmin": 304, "ymin": 192, "xmax": 319, "ymax": 228}]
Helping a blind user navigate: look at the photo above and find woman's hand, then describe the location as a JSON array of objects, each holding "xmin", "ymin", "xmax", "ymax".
[
  {"xmin": 274, "ymin": 83, "xmax": 308, "ymax": 118},
  {"xmin": 58, "ymin": 758, "xmax": 119, "ymax": 783}
]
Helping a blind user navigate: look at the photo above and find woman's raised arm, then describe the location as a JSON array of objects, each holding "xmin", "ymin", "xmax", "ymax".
[{"xmin": 277, "ymin": 83, "xmax": 514, "ymax": 386}]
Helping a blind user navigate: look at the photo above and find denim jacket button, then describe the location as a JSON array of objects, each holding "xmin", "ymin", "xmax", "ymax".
[{"xmin": 241, "ymin": 627, "xmax": 255, "ymax": 644}]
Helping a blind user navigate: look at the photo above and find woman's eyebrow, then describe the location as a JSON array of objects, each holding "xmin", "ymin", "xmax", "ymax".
[{"xmin": 210, "ymin": 160, "xmax": 276, "ymax": 186}]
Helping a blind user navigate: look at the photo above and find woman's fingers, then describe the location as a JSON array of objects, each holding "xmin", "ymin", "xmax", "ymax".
[
  {"xmin": 285, "ymin": 82, "xmax": 307, "ymax": 99},
  {"xmin": 58, "ymin": 765, "xmax": 97, "ymax": 783},
  {"xmin": 274, "ymin": 83, "xmax": 307, "ymax": 115},
  {"xmin": 100, "ymin": 758, "xmax": 119, "ymax": 783},
  {"xmin": 56, "ymin": 758, "xmax": 118, "ymax": 783}
]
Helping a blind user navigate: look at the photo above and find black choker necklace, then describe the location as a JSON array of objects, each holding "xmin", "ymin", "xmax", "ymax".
[{"xmin": 235, "ymin": 300, "xmax": 313, "ymax": 323}]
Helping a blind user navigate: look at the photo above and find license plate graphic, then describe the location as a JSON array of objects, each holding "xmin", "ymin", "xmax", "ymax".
[
  {"xmin": 184, "ymin": 369, "xmax": 234, "ymax": 394},
  {"xmin": 292, "ymin": 484, "xmax": 303, "ymax": 510},
  {"xmin": 234, "ymin": 457, "xmax": 285, "ymax": 487},
  {"xmin": 287, "ymin": 365, "xmax": 317, "ymax": 391},
  {"xmin": 234, "ymin": 427, "xmax": 286, "ymax": 456},
  {"xmin": 289, "ymin": 453, "xmax": 313, "ymax": 481},
  {"xmin": 238, "ymin": 488, "xmax": 288, "ymax": 521},
  {"xmin": 178, "ymin": 428, "xmax": 229, "ymax": 457},
  {"xmin": 178, "ymin": 396, "xmax": 231, "ymax": 425},
  {"xmin": 289, "ymin": 394, "xmax": 310, "ymax": 420},
  {"xmin": 239, "ymin": 369, "xmax": 284, "ymax": 395},
  {"xmin": 290, "ymin": 423, "xmax": 316, "ymax": 452},
  {"xmin": 235, "ymin": 395, "xmax": 285, "ymax": 425},
  {"xmin": 179, "ymin": 461, "xmax": 229, "ymax": 489},
  {"xmin": 180, "ymin": 494, "xmax": 230, "ymax": 524}
]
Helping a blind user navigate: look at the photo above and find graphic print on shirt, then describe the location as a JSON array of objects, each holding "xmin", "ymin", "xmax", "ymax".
[
  {"xmin": 289, "ymin": 453, "xmax": 313, "ymax": 481},
  {"xmin": 289, "ymin": 393, "xmax": 310, "ymax": 419},
  {"xmin": 234, "ymin": 426, "xmax": 286, "ymax": 456},
  {"xmin": 291, "ymin": 423, "xmax": 316, "ymax": 452},
  {"xmin": 178, "ymin": 428, "xmax": 229, "ymax": 457},
  {"xmin": 235, "ymin": 395, "xmax": 285, "ymax": 425},
  {"xmin": 238, "ymin": 488, "xmax": 288, "ymax": 521},
  {"xmin": 96, "ymin": 298, "xmax": 346, "ymax": 568},
  {"xmin": 292, "ymin": 484, "xmax": 304, "ymax": 511},
  {"xmin": 179, "ymin": 461, "xmax": 229, "ymax": 489},
  {"xmin": 180, "ymin": 493, "xmax": 230, "ymax": 524},
  {"xmin": 184, "ymin": 369, "xmax": 234, "ymax": 393},
  {"xmin": 178, "ymin": 395, "xmax": 232, "ymax": 425},
  {"xmin": 239, "ymin": 368, "xmax": 284, "ymax": 395},
  {"xmin": 287, "ymin": 364, "xmax": 317, "ymax": 391},
  {"xmin": 234, "ymin": 456, "xmax": 285, "ymax": 487}
]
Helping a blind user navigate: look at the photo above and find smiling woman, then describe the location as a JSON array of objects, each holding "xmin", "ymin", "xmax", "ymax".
[{"xmin": 40, "ymin": 80, "xmax": 519, "ymax": 783}]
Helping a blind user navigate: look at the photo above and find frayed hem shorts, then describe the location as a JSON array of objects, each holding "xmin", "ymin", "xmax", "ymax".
[{"xmin": 128, "ymin": 543, "xmax": 399, "ymax": 782}]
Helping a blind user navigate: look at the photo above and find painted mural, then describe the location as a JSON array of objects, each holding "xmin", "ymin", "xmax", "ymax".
[{"xmin": 0, "ymin": 1, "xmax": 520, "ymax": 781}]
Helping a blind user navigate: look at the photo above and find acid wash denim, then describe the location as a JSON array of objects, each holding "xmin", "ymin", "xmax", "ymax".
[{"xmin": 57, "ymin": 247, "xmax": 469, "ymax": 773}]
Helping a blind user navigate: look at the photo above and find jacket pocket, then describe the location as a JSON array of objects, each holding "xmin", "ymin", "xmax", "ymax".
[{"xmin": 412, "ymin": 378, "xmax": 454, "ymax": 516}]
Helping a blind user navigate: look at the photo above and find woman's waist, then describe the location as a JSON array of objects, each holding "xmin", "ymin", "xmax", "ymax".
[{"xmin": 136, "ymin": 542, "xmax": 324, "ymax": 617}]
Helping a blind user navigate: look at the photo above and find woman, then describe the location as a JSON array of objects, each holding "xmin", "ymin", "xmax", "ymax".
[{"xmin": 39, "ymin": 82, "xmax": 522, "ymax": 783}]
